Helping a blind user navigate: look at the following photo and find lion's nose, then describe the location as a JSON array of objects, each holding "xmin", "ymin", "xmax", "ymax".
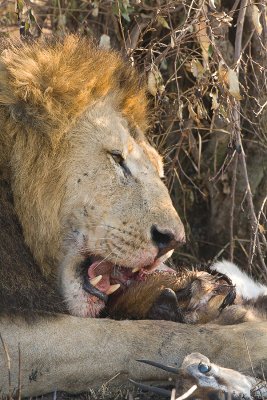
[{"xmin": 151, "ymin": 224, "xmax": 185, "ymax": 258}]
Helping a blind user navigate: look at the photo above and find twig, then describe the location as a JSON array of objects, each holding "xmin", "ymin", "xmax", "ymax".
[
  {"xmin": 243, "ymin": 333, "xmax": 256, "ymax": 378},
  {"xmin": 171, "ymin": 388, "xmax": 176, "ymax": 400},
  {"xmin": 250, "ymin": 196, "xmax": 267, "ymax": 277},
  {"xmin": 18, "ymin": 343, "xmax": 22, "ymax": 400},
  {"xmin": 212, "ymin": 241, "xmax": 230, "ymax": 263},
  {"xmin": 230, "ymin": 0, "xmax": 241, "ymax": 15},
  {"xmin": 234, "ymin": 0, "xmax": 248, "ymax": 62},
  {"xmin": 243, "ymin": 145, "xmax": 267, "ymax": 273},
  {"xmin": 229, "ymin": 151, "xmax": 237, "ymax": 262},
  {"xmin": 209, "ymin": 150, "xmax": 236, "ymax": 183},
  {"xmin": 228, "ymin": 0, "xmax": 243, "ymax": 263},
  {"xmin": 259, "ymin": 1, "xmax": 267, "ymax": 47},
  {"xmin": 231, "ymin": 0, "xmax": 267, "ymax": 274},
  {"xmin": 0, "ymin": 333, "xmax": 12, "ymax": 400},
  {"xmin": 175, "ymin": 385, "xmax": 197, "ymax": 400},
  {"xmin": 116, "ymin": 0, "xmax": 127, "ymax": 54},
  {"xmin": 125, "ymin": 20, "xmax": 148, "ymax": 53},
  {"xmin": 255, "ymin": 98, "xmax": 267, "ymax": 117}
]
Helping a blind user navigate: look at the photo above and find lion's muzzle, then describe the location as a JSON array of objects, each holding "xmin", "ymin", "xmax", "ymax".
[{"xmin": 151, "ymin": 224, "xmax": 186, "ymax": 258}]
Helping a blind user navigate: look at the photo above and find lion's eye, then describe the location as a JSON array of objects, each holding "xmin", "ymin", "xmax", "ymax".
[
  {"xmin": 198, "ymin": 362, "xmax": 211, "ymax": 374},
  {"xmin": 110, "ymin": 150, "xmax": 124, "ymax": 166},
  {"xmin": 109, "ymin": 150, "xmax": 131, "ymax": 176}
]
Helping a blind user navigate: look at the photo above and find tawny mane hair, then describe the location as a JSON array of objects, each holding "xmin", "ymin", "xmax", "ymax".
[
  {"xmin": 0, "ymin": 35, "xmax": 150, "ymax": 316},
  {"xmin": 0, "ymin": 35, "xmax": 148, "ymax": 141}
]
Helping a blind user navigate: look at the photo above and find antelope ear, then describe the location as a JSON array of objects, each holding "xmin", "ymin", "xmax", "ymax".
[{"xmin": 147, "ymin": 288, "xmax": 184, "ymax": 322}]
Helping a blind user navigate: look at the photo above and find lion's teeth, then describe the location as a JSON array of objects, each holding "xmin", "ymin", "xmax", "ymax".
[
  {"xmin": 106, "ymin": 284, "xmax": 120, "ymax": 295},
  {"xmin": 90, "ymin": 275, "xmax": 103, "ymax": 286},
  {"xmin": 132, "ymin": 267, "xmax": 141, "ymax": 273}
]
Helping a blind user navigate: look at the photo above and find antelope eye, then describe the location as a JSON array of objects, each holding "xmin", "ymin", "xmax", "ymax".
[
  {"xmin": 110, "ymin": 150, "xmax": 124, "ymax": 166},
  {"xmin": 198, "ymin": 362, "xmax": 211, "ymax": 374}
]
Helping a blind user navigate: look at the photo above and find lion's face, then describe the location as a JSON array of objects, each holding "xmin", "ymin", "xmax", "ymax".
[
  {"xmin": 1, "ymin": 37, "xmax": 184, "ymax": 318},
  {"xmin": 58, "ymin": 100, "xmax": 185, "ymax": 316}
]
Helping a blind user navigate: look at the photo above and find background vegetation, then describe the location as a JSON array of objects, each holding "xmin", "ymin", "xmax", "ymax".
[
  {"xmin": 1, "ymin": 0, "xmax": 266, "ymax": 282},
  {"xmin": 0, "ymin": 2, "xmax": 267, "ymax": 399}
]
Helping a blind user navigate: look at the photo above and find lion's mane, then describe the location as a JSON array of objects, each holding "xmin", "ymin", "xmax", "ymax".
[
  {"xmin": 0, "ymin": 35, "xmax": 147, "ymax": 136},
  {"xmin": 0, "ymin": 35, "xmax": 184, "ymax": 318},
  {"xmin": 0, "ymin": 36, "xmax": 147, "ymax": 315}
]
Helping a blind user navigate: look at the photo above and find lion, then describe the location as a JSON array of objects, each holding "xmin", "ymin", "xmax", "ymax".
[
  {"xmin": 0, "ymin": 36, "xmax": 266, "ymax": 397},
  {"xmin": 0, "ymin": 35, "xmax": 185, "ymax": 318}
]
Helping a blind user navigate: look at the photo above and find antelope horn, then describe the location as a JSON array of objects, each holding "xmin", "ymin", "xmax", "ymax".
[
  {"xmin": 129, "ymin": 379, "xmax": 171, "ymax": 397},
  {"xmin": 136, "ymin": 359, "xmax": 179, "ymax": 374}
]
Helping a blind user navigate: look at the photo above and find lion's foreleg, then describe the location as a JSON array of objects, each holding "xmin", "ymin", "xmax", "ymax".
[{"xmin": 0, "ymin": 317, "xmax": 266, "ymax": 397}]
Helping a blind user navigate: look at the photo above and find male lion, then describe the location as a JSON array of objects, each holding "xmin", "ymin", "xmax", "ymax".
[{"xmin": 0, "ymin": 36, "xmax": 266, "ymax": 397}]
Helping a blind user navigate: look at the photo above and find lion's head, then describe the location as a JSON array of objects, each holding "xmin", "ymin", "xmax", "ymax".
[{"xmin": 0, "ymin": 36, "xmax": 185, "ymax": 317}]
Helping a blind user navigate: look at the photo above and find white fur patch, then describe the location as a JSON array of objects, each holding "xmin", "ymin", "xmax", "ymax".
[{"xmin": 210, "ymin": 260, "xmax": 267, "ymax": 300}]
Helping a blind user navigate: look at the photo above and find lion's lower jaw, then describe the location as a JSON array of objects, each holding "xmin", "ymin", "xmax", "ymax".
[
  {"xmin": 71, "ymin": 297, "xmax": 105, "ymax": 318},
  {"xmin": 62, "ymin": 279, "xmax": 105, "ymax": 317},
  {"xmin": 59, "ymin": 251, "xmax": 104, "ymax": 317}
]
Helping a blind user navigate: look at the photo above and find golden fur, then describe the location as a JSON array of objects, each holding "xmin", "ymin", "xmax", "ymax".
[
  {"xmin": 0, "ymin": 35, "xmax": 184, "ymax": 317},
  {"xmin": 0, "ymin": 35, "xmax": 148, "ymax": 136},
  {"xmin": 0, "ymin": 35, "xmax": 148, "ymax": 272}
]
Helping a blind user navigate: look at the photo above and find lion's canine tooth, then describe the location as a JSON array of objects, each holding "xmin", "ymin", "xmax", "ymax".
[
  {"xmin": 132, "ymin": 267, "xmax": 141, "ymax": 273},
  {"xmin": 90, "ymin": 275, "xmax": 103, "ymax": 286},
  {"xmin": 106, "ymin": 284, "xmax": 120, "ymax": 295}
]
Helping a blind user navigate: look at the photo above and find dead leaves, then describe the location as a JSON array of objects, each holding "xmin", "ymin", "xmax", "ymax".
[
  {"xmin": 213, "ymin": 11, "xmax": 233, "ymax": 27},
  {"xmin": 227, "ymin": 69, "xmax": 242, "ymax": 100},
  {"xmin": 157, "ymin": 15, "xmax": 170, "ymax": 30},
  {"xmin": 188, "ymin": 99, "xmax": 207, "ymax": 126},
  {"xmin": 218, "ymin": 62, "xmax": 242, "ymax": 100},
  {"xmin": 15, "ymin": 0, "xmax": 37, "ymax": 37},
  {"xmin": 210, "ymin": 88, "xmax": 219, "ymax": 110},
  {"xmin": 190, "ymin": 59, "xmax": 205, "ymax": 79},
  {"xmin": 99, "ymin": 34, "xmax": 111, "ymax": 49},
  {"xmin": 194, "ymin": 15, "xmax": 210, "ymax": 68},
  {"xmin": 249, "ymin": 1, "xmax": 263, "ymax": 35},
  {"xmin": 147, "ymin": 65, "xmax": 165, "ymax": 96}
]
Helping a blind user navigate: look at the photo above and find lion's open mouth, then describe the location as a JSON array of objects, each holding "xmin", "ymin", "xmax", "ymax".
[{"xmin": 80, "ymin": 256, "xmax": 151, "ymax": 303}]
